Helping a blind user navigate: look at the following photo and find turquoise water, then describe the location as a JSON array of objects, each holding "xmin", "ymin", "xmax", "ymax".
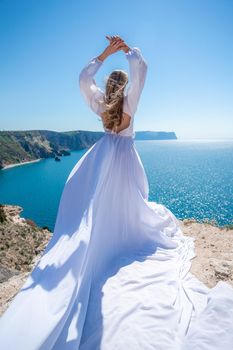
[{"xmin": 0, "ymin": 140, "xmax": 232, "ymax": 231}]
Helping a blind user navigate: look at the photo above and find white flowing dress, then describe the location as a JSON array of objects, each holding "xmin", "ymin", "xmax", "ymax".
[{"xmin": 0, "ymin": 47, "xmax": 233, "ymax": 350}]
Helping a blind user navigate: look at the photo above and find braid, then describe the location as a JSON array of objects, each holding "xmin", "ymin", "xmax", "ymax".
[{"xmin": 103, "ymin": 70, "xmax": 128, "ymax": 132}]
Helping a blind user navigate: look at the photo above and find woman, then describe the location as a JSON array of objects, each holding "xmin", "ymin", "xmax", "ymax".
[{"xmin": 0, "ymin": 35, "xmax": 233, "ymax": 350}]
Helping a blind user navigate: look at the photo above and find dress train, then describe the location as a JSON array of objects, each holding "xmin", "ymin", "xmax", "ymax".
[{"xmin": 0, "ymin": 132, "xmax": 233, "ymax": 350}]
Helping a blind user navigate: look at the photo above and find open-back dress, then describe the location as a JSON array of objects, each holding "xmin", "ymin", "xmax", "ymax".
[{"xmin": 0, "ymin": 47, "xmax": 233, "ymax": 350}]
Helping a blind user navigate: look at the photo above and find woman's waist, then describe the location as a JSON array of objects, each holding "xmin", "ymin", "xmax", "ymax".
[
  {"xmin": 104, "ymin": 124, "xmax": 135, "ymax": 137},
  {"xmin": 104, "ymin": 130, "xmax": 135, "ymax": 139}
]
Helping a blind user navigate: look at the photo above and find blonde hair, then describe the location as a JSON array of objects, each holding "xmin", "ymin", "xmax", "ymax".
[{"xmin": 102, "ymin": 70, "xmax": 128, "ymax": 132}]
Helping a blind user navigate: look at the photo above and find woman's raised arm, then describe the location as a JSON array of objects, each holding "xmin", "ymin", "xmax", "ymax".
[
  {"xmin": 79, "ymin": 39, "xmax": 124, "ymax": 116},
  {"xmin": 79, "ymin": 56, "xmax": 104, "ymax": 116},
  {"xmin": 125, "ymin": 47, "xmax": 148, "ymax": 117}
]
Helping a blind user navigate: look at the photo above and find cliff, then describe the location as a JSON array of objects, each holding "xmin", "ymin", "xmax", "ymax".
[
  {"xmin": 0, "ymin": 130, "xmax": 104, "ymax": 169},
  {"xmin": 0, "ymin": 130, "xmax": 178, "ymax": 169},
  {"xmin": 0, "ymin": 204, "xmax": 232, "ymax": 316},
  {"xmin": 0, "ymin": 204, "xmax": 52, "ymax": 314}
]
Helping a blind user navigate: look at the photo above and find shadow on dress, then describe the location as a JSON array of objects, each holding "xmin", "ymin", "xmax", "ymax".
[{"xmin": 20, "ymin": 240, "xmax": 159, "ymax": 349}]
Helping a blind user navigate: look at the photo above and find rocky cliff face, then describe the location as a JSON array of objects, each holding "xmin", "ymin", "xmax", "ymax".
[
  {"xmin": 0, "ymin": 130, "xmax": 104, "ymax": 168},
  {"xmin": 0, "ymin": 204, "xmax": 51, "ymax": 278},
  {"xmin": 180, "ymin": 219, "xmax": 233, "ymax": 288},
  {"xmin": 0, "ymin": 130, "xmax": 178, "ymax": 169},
  {"xmin": 0, "ymin": 204, "xmax": 232, "ymax": 316},
  {"xmin": 0, "ymin": 204, "xmax": 52, "ymax": 314}
]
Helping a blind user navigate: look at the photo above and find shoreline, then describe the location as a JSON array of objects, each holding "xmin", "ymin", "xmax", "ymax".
[{"xmin": 2, "ymin": 158, "xmax": 42, "ymax": 170}]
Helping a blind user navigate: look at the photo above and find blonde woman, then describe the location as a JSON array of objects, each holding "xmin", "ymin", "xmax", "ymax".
[
  {"xmin": 79, "ymin": 35, "xmax": 148, "ymax": 136},
  {"xmin": 0, "ymin": 35, "xmax": 233, "ymax": 350}
]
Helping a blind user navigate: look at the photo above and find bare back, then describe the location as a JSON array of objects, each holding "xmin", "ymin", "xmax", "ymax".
[{"xmin": 100, "ymin": 112, "xmax": 132, "ymax": 134}]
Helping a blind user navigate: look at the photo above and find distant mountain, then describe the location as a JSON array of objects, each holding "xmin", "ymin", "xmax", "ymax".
[
  {"xmin": 0, "ymin": 130, "xmax": 177, "ymax": 169},
  {"xmin": 135, "ymin": 131, "xmax": 177, "ymax": 140}
]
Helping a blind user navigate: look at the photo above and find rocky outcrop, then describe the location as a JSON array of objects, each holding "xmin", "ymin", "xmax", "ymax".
[
  {"xmin": 180, "ymin": 219, "xmax": 233, "ymax": 288},
  {"xmin": 0, "ymin": 204, "xmax": 51, "ymax": 314},
  {"xmin": 1, "ymin": 205, "xmax": 232, "ymax": 316},
  {"xmin": 0, "ymin": 205, "xmax": 51, "ymax": 275}
]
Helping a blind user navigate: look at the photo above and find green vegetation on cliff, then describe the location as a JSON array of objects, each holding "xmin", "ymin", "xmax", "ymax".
[{"xmin": 0, "ymin": 130, "xmax": 104, "ymax": 168}]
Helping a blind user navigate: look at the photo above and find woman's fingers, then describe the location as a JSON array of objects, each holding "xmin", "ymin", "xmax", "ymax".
[
  {"xmin": 111, "ymin": 42, "xmax": 122, "ymax": 51},
  {"xmin": 111, "ymin": 38, "xmax": 124, "ymax": 47},
  {"xmin": 113, "ymin": 36, "xmax": 124, "ymax": 43},
  {"xmin": 112, "ymin": 41, "xmax": 126, "ymax": 52},
  {"xmin": 106, "ymin": 35, "xmax": 117, "ymax": 41},
  {"xmin": 106, "ymin": 35, "xmax": 124, "ymax": 44},
  {"xmin": 105, "ymin": 35, "xmax": 126, "ymax": 53}
]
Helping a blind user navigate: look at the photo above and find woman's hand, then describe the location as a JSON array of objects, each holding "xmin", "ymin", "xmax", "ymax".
[
  {"xmin": 97, "ymin": 35, "xmax": 130, "ymax": 61},
  {"xmin": 106, "ymin": 35, "xmax": 130, "ymax": 53}
]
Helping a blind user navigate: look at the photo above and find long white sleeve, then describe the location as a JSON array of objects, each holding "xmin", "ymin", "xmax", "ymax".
[
  {"xmin": 79, "ymin": 56, "xmax": 104, "ymax": 116},
  {"xmin": 125, "ymin": 47, "xmax": 148, "ymax": 116}
]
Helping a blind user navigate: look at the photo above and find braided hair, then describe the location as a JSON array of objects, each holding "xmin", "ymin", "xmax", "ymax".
[{"xmin": 102, "ymin": 70, "xmax": 128, "ymax": 132}]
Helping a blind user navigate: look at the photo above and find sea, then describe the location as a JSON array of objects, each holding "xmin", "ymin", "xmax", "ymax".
[{"xmin": 0, "ymin": 139, "xmax": 232, "ymax": 231}]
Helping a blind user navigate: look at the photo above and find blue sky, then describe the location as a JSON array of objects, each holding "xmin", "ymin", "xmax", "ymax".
[{"xmin": 0, "ymin": 0, "xmax": 232, "ymax": 139}]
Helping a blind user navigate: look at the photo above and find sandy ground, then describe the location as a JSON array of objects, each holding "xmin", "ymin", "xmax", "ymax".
[{"xmin": 180, "ymin": 219, "xmax": 233, "ymax": 288}]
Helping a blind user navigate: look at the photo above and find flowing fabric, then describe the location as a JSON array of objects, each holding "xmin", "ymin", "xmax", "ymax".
[{"xmin": 0, "ymin": 47, "xmax": 233, "ymax": 349}]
